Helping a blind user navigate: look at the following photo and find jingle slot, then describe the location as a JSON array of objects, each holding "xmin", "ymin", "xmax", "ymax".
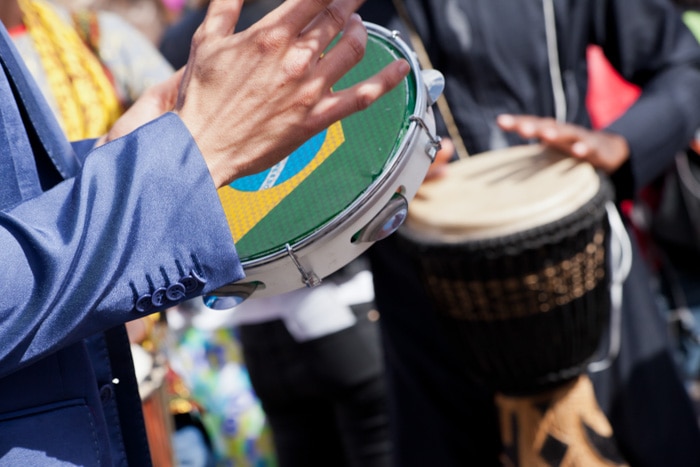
[
  {"xmin": 352, "ymin": 192, "xmax": 408, "ymax": 244},
  {"xmin": 203, "ymin": 281, "xmax": 263, "ymax": 309}
]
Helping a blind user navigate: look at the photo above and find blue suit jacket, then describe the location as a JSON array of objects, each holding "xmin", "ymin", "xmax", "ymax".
[{"xmin": 0, "ymin": 24, "xmax": 243, "ymax": 465}]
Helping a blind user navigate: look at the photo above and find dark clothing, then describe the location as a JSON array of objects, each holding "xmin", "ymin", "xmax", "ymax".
[
  {"xmin": 404, "ymin": 0, "xmax": 700, "ymax": 198},
  {"xmin": 238, "ymin": 303, "xmax": 390, "ymax": 467},
  {"xmin": 159, "ymin": 0, "xmax": 283, "ymax": 69},
  {"xmin": 361, "ymin": 0, "xmax": 700, "ymax": 465},
  {"xmin": 158, "ymin": 6, "xmax": 206, "ymax": 69}
]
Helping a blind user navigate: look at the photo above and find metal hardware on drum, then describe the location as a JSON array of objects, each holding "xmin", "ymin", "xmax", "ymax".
[
  {"xmin": 204, "ymin": 22, "xmax": 444, "ymax": 307},
  {"xmin": 409, "ymin": 116, "xmax": 441, "ymax": 161},
  {"xmin": 285, "ymin": 243, "xmax": 321, "ymax": 288},
  {"xmin": 353, "ymin": 192, "xmax": 409, "ymax": 244},
  {"xmin": 418, "ymin": 69, "xmax": 445, "ymax": 107},
  {"xmin": 587, "ymin": 202, "xmax": 632, "ymax": 374}
]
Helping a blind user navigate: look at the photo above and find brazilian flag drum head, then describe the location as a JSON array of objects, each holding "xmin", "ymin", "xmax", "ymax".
[{"xmin": 218, "ymin": 29, "xmax": 417, "ymax": 262}]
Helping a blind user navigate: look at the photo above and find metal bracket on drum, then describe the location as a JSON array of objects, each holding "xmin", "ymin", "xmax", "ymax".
[
  {"xmin": 410, "ymin": 115, "xmax": 442, "ymax": 161},
  {"xmin": 421, "ymin": 69, "xmax": 445, "ymax": 106},
  {"xmin": 286, "ymin": 243, "xmax": 321, "ymax": 288}
]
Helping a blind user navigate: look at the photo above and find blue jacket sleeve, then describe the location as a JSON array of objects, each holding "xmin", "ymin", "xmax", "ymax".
[
  {"xmin": 71, "ymin": 138, "xmax": 98, "ymax": 164},
  {"xmin": 0, "ymin": 112, "xmax": 243, "ymax": 377}
]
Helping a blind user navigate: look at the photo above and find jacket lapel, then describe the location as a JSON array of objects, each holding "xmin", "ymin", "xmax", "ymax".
[
  {"xmin": 0, "ymin": 24, "xmax": 80, "ymax": 188},
  {"xmin": 0, "ymin": 51, "xmax": 41, "ymax": 207}
]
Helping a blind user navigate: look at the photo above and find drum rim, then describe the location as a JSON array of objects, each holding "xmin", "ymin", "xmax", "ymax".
[
  {"xmin": 398, "ymin": 172, "xmax": 614, "ymax": 252},
  {"xmin": 239, "ymin": 23, "xmax": 428, "ymax": 269},
  {"xmin": 403, "ymin": 146, "xmax": 606, "ymax": 242}
]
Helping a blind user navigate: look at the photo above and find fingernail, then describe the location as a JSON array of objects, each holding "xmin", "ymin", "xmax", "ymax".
[
  {"xmin": 521, "ymin": 123, "xmax": 535, "ymax": 135},
  {"xmin": 497, "ymin": 114, "xmax": 514, "ymax": 126},
  {"xmin": 572, "ymin": 141, "xmax": 588, "ymax": 155},
  {"xmin": 542, "ymin": 128, "xmax": 557, "ymax": 139},
  {"xmin": 397, "ymin": 60, "xmax": 410, "ymax": 75}
]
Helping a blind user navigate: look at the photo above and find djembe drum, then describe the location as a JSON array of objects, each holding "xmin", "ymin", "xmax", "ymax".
[{"xmin": 398, "ymin": 145, "xmax": 629, "ymax": 466}]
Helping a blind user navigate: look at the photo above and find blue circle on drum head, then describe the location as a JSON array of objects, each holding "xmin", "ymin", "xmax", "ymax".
[{"xmin": 230, "ymin": 129, "xmax": 328, "ymax": 192}]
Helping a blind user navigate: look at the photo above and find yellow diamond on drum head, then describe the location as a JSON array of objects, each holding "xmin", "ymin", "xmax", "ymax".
[
  {"xmin": 217, "ymin": 32, "xmax": 415, "ymax": 262},
  {"xmin": 218, "ymin": 121, "xmax": 344, "ymax": 250}
]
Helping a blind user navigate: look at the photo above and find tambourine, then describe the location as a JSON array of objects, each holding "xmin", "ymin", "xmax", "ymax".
[{"xmin": 205, "ymin": 23, "xmax": 443, "ymax": 308}]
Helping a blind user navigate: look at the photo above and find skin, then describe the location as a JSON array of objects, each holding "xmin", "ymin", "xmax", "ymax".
[
  {"xmin": 0, "ymin": 2, "xmax": 22, "ymax": 29},
  {"xmin": 424, "ymin": 137, "xmax": 455, "ymax": 181},
  {"xmin": 496, "ymin": 114, "xmax": 630, "ymax": 175},
  {"xmin": 422, "ymin": 115, "xmax": 630, "ymax": 183},
  {"xmin": 99, "ymin": 0, "xmax": 410, "ymax": 189}
]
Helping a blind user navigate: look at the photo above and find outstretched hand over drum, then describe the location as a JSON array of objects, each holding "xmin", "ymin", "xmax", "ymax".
[
  {"xmin": 172, "ymin": 0, "xmax": 410, "ymax": 188},
  {"xmin": 497, "ymin": 114, "xmax": 629, "ymax": 174},
  {"xmin": 101, "ymin": 0, "xmax": 408, "ymax": 188}
]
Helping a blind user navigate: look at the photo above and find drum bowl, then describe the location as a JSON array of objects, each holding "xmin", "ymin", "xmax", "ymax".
[{"xmin": 398, "ymin": 176, "xmax": 614, "ymax": 395}]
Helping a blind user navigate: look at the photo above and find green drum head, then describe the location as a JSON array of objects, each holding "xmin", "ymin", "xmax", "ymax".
[{"xmin": 218, "ymin": 31, "xmax": 417, "ymax": 262}]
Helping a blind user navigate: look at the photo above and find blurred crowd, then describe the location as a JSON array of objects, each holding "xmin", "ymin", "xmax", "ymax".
[
  {"xmin": 6, "ymin": 0, "xmax": 700, "ymax": 466},
  {"xmin": 52, "ymin": 0, "xmax": 176, "ymax": 43}
]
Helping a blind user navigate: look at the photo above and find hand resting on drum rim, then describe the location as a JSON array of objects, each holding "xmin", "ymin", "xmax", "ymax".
[
  {"xmin": 99, "ymin": 0, "xmax": 410, "ymax": 189},
  {"xmin": 497, "ymin": 114, "xmax": 630, "ymax": 175}
]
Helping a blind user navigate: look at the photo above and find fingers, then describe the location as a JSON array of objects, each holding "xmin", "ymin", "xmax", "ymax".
[
  {"xmin": 498, "ymin": 114, "xmax": 563, "ymax": 140},
  {"xmin": 298, "ymin": 0, "xmax": 366, "ymax": 48},
  {"xmin": 496, "ymin": 114, "xmax": 630, "ymax": 173},
  {"xmin": 176, "ymin": 0, "xmax": 407, "ymax": 187},
  {"xmin": 497, "ymin": 114, "xmax": 586, "ymax": 155},
  {"xmin": 314, "ymin": 15, "xmax": 367, "ymax": 86},
  {"xmin": 198, "ymin": 0, "xmax": 244, "ymax": 36},
  {"xmin": 196, "ymin": 0, "xmax": 368, "ymax": 72},
  {"xmin": 310, "ymin": 58, "xmax": 410, "ymax": 128},
  {"xmin": 270, "ymin": 0, "xmax": 364, "ymax": 38}
]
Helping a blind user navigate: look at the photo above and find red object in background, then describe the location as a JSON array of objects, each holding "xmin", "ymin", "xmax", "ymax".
[
  {"xmin": 586, "ymin": 45, "xmax": 641, "ymax": 130},
  {"xmin": 586, "ymin": 45, "xmax": 659, "ymax": 263},
  {"xmin": 6, "ymin": 24, "xmax": 27, "ymax": 37}
]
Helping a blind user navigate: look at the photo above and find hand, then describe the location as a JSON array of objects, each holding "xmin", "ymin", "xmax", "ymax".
[
  {"xmin": 175, "ymin": 0, "xmax": 410, "ymax": 188},
  {"xmin": 96, "ymin": 69, "xmax": 184, "ymax": 147},
  {"xmin": 497, "ymin": 114, "xmax": 629, "ymax": 174},
  {"xmin": 423, "ymin": 137, "xmax": 454, "ymax": 182}
]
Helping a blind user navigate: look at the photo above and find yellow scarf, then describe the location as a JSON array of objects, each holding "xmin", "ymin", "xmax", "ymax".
[{"xmin": 19, "ymin": 0, "xmax": 122, "ymax": 140}]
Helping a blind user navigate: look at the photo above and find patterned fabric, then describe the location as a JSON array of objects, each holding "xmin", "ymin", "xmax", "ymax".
[
  {"xmin": 17, "ymin": 0, "xmax": 121, "ymax": 139},
  {"xmin": 10, "ymin": 1, "xmax": 173, "ymax": 138},
  {"xmin": 168, "ymin": 323, "xmax": 278, "ymax": 467},
  {"xmin": 497, "ymin": 375, "xmax": 627, "ymax": 466}
]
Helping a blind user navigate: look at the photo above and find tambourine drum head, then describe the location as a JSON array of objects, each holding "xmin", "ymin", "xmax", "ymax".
[
  {"xmin": 217, "ymin": 32, "xmax": 416, "ymax": 263},
  {"xmin": 399, "ymin": 146, "xmax": 613, "ymax": 394}
]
